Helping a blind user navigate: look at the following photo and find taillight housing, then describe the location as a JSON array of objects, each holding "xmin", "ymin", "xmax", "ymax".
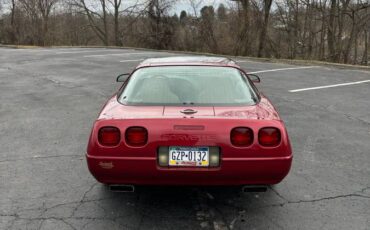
[
  {"xmin": 125, "ymin": 126, "xmax": 148, "ymax": 147},
  {"xmin": 230, "ymin": 127, "xmax": 254, "ymax": 147},
  {"xmin": 258, "ymin": 127, "xmax": 281, "ymax": 147},
  {"xmin": 98, "ymin": 126, "xmax": 121, "ymax": 146}
]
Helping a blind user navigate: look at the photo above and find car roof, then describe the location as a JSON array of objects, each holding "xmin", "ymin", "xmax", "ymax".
[{"xmin": 136, "ymin": 56, "xmax": 240, "ymax": 68}]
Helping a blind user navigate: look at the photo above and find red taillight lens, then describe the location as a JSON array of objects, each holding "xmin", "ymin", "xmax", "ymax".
[
  {"xmin": 258, "ymin": 127, "xmax": 281, "ymax": 147},
  {"xmin": 125, "ymin": 127, "xmax": 148, "ymax": 147},
  {"xmin": 98, "ymin": 127, "xmax": 121, "ymax": 146},
  {"xmin": 230, "ymin": 127, "xmax": 254, "ymax": 146}
]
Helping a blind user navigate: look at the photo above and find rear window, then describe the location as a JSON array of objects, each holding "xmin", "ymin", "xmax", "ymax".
[{"xmin": 118, "ymin": 66, "xmax": 258, "ymax": 106}]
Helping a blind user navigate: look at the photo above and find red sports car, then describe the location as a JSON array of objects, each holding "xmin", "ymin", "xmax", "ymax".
[{"xmin": 86, "ymin": 56, "xmax": 292, "ymax": 192}]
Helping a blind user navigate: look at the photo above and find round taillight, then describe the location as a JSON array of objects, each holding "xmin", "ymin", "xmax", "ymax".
[
  {"xmin": 125, "ymin": 127, "xmax": 148, "ymax": 147},
  {"xmin": 258, "ymin": 127, "xmax": 281, "ymax": 147},
  {"xmin": 98, "ymin": 127, "xmax": 121, "ymax": 146},
  {"xmin": 230, "ymin": 127, "xmax": 254, "ymax": 147}
]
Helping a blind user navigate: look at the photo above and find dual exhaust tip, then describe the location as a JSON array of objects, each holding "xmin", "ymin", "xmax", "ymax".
[
  {"xmin": 109, "ymin": 184, "xmax": 135, "ymax": 192},
  {"xmin": 108, "ymin": 184, "xmax": 268, "ymax": 193},
  {"xmin": 241, "ymin": 185, "xmax": 268, "ymax": 193}
]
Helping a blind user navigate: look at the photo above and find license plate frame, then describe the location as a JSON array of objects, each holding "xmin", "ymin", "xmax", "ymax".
[{"xmin": 168, "ymin": 146, "xmax": 209, "ymax": 167}]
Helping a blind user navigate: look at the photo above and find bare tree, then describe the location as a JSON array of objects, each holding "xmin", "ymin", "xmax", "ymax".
[
  {"xmin": 8, "ymin": 0, "xmax": 17, "ymax": 43},
  {"xmin": 343, "ymin": 1, "xmax": 369, "ymax": 63},
  {"xmin": 361, "ymin": 29, "xmax": 368, "ymax": 65},
  {"xmin": 257, "ymin": 0, "xmax": 272, "ymax": 57},
  {"xmin": 39, "ymin": 0, "xmax": 59, "ymax": 45},
  {"xmin": 108, "ymin": 0, "xmax": 122, "ymax": 46},
  {"xmin": 18, "ymin": 0, "xmax": 59, "ymax": 45},
  {"xmin": 230, "ymin": 0, "xmax": 251, "ymax": 55},
  {"xmin": 188, "ymin": 0, "xmax": 204, "ymax": 17},
  {"xmin": 327, "ymin": 0, "xmax": 337, "ymax": 61},
  {"xmin": 200, "ymin": 5, "xmax": 219, "ymax": 52},
  {"xmin": 71, "ymin": 0, "xmax": 109, "ymax": 45}
]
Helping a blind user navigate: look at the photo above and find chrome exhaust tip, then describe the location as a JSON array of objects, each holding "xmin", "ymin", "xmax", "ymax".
[
  {"xmin": 242, "ymin": 185, "xmax": 268, "ymax": 193},
  {"xmin": 109, "ymin": 184, "xmax": 135, "ymax": 192}
]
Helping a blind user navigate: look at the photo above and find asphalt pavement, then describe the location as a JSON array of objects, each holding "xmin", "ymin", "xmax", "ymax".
[{"xmin": 0, "ymin": 47, "xmax": 369, "ymax": 230}]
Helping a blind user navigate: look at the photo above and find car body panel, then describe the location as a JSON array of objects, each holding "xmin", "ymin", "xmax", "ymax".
[
  {"xmin": 86, "ymin": 155, "xmax": 291, "ymax": 185},
  {"xmin": 98, "ymin": 96, "xmax": 280, "ymax": 120}
]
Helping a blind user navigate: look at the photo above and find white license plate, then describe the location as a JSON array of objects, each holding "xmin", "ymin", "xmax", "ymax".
[{"xmin": 169, "ymin": 146, "xmax": 209, "ymax": 167}]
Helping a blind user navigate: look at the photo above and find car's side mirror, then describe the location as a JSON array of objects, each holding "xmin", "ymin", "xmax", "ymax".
[
  {"xmin": 116, "ymin": 73, "xmax": 130, "ymax": 82},
  {"xmin": 248, "ymin": 74, "xmax": 260, "ymax": 83}
]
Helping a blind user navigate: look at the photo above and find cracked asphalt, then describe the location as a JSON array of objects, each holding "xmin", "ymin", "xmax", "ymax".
[{"xmin": 0, "ymin": 47, "xmax": 369, "ymax": 230}]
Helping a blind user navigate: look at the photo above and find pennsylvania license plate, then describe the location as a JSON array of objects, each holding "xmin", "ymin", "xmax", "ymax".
[{"xmin": 169, "ymin": 146, "xmax": 209, "ymax": 167}]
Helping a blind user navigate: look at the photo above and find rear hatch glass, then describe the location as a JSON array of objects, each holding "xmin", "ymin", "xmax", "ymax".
[{"xmin": 118, "ymin": 66, "xmax": 258, "ymax": 106}]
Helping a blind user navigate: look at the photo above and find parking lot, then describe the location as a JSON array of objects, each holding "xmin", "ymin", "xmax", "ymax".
[{"xmin": 0, "ymin": 47, "xmax": 369, "ymax": 230}]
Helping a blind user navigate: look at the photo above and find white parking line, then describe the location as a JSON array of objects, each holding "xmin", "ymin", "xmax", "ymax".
[
  {"xmin": 2, "ymin": 48, "xmax": 77, "ymax": 52},
  {"xmin": 38, "ymin": 49, "xmax": 77, "ymax": 52},
  {"xmin": 289, "ymin": 79, "xmax": 370, "ymax": 92},
  {"xmin": 84, "ymin": 52, "xmax": 158, "ymax": 58},
  {"xmin": 36, "ymin": 48, "xmax": 89, "ymax": 52},
  {"xmin": 249, "ymin": 66, "xmax": 320, "ymax": 74},
  {"xmin": 119, "ymin": 59, "xmax": 144, "ymax": 63},
  {"xmin": 236, "ymin": 60, "xmax": 261, "ymax": 63},
  {"xmin": 51, "ymin": 48, "xmax": 97, "ymax": 51},
  {"xmin": 56, "ymin": 50, "xmax": 126, "ymax": 54}
]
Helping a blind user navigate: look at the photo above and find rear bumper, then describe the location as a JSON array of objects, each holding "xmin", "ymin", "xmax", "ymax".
[{"xmin": 86, "ymin": 154, "xmax": 292, "ymax": 185}]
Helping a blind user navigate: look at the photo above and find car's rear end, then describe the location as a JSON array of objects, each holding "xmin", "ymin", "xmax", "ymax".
[
  {"xmin": 86, "ymin": 61, "xmax": 292, "ymax": 188},
  {"xmin": 86, "ymin": 102, "xmax": 292, "ymax": 186}
]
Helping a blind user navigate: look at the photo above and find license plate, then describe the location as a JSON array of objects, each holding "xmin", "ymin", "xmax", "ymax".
[{"xmin": 169, "ymin": 146, "xmax": 209, "ymax": 167}]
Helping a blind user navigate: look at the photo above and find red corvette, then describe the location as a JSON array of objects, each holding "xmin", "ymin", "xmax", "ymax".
[{"xmin": 86, "ymin": 56, "xmax": 292, "ymax": 191}]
